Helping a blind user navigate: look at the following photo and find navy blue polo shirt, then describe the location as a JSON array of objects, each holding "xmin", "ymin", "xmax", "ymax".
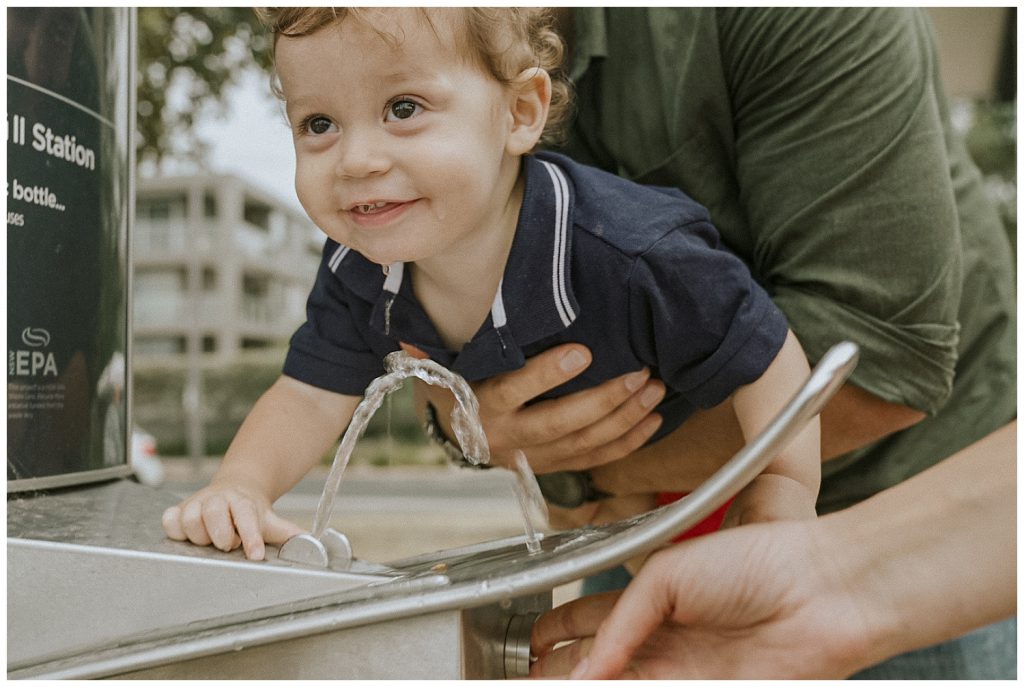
[{"xmin": 284, "ymin": 152, "xmax": 788, "ymax": 443}]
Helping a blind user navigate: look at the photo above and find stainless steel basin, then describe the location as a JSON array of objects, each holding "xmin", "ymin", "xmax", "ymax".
[
  {"xmin": 8, "ymin": 342, "xmax": 857, "ymax": 680},
  {"xmin": 7, "ymin": 480, "xmax": 548, "ymax": 679}
]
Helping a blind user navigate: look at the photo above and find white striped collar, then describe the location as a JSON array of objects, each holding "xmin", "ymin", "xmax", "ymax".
[
  {"xmin": 538, "ymin": 159, "xmax": 577, "ymax": 328},
  {"xmin": 328, "ymin": 244, "xmax": 350, "ymax": 273},
  {"xmin": 497, "ymin": 153, "xmax": 580, "ymax": 344},
  {"xmin": 380, "ymin": 261, "xmax": 509, "ymax": 330}
]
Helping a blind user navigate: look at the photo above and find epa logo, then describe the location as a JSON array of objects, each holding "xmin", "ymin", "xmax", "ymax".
[
  {"xmin": 22, "ymin": 327, "xmax": 51, "ymax": 347},
  {"xmin": 9, "ymin": 327, "xmax": 58, "ymax": 377}
]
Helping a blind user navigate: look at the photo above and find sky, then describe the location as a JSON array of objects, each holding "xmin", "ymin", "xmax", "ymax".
[{"xmin": 193, "ymin": 68, "xmax": 303, "ymax": 212}]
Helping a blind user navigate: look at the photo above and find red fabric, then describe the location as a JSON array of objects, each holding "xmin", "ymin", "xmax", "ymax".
[
  {"xmin": 399, "ymin": 342, "xmax": 430, "ymax": 360},
  {"xmin": 657, "ymin": 491, "xmax": 735, "ymax": 543}
]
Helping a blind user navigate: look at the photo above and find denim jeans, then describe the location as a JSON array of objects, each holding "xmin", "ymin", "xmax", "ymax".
[
  {"xmin": 851, "ymin": 617, "xmax": 1016, "ymax": 680},
  {"xmin": 582, "ymin": 567, "xmax": 1017, "ymax": 679}
]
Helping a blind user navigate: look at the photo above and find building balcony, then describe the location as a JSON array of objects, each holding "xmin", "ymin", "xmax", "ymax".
[
  {"xmin": 132, "ymin": 293, "xmax": 226, "ymax": 331},
  {"xmin": 133, "ymin": 219, "xmax": 216, "ymax": 262}
]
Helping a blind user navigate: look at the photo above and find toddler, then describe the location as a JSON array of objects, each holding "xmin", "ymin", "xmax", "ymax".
[{"xmin": 163, "ymin": 8, "xmax": 820, "ymax": 560}]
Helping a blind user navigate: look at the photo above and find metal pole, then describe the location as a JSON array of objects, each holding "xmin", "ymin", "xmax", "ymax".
[{"xmin": 185, "ymin": 184, "xmax": 206, "ymax": 475}]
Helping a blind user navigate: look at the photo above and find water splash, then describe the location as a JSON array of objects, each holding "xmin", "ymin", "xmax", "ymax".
[
  {"xmin": 310, "ymin": 351, "xmax": 490, "ymax": 538},
  {"xmin": 384, "ymin": 392, "xmax": 394, "ymax": 468}
]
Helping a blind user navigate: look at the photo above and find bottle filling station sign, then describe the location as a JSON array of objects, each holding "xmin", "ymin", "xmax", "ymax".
[{"xmin": 7, "ymin": 8, "xmax": 135, "ymax": 490}]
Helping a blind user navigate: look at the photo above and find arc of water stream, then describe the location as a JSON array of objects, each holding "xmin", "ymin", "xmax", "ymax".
[{"xmin": 310, "ymin": 351, "xmax": 498, "ymax": 539}]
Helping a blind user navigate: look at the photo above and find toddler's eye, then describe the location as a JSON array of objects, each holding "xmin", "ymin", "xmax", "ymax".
[
  {"xmin": 385, "ymin": 99, "xmax": 421, "ymax": 122},
  {"xmin": 302, "ymin": 116, "xmax": 336, "ymax": 135}
]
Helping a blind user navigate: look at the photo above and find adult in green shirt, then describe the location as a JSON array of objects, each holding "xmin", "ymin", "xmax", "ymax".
[{"xmin": 422, "ymin": 7, "xmax": 1014, "ymax": 679}]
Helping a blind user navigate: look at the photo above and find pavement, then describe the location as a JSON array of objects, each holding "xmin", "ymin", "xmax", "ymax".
[{"xmin": 157, "ymin": 457, "xmax": 583, "ymax": 605}]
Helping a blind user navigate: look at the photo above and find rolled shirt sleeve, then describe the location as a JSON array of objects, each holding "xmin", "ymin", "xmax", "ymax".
[{"xmin": 719, "ymin": 7, "xmax": 963, "ymax": 413}]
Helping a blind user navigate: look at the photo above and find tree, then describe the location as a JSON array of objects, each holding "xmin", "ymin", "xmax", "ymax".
[{"xmin": 136, "ymin": 8, "xmax": 273, "ymax": 167}]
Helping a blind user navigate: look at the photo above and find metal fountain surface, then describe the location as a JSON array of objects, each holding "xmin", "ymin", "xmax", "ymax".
[{"xmin": 7, "ymin": 342, "xmax": 858, "ymax": 679}]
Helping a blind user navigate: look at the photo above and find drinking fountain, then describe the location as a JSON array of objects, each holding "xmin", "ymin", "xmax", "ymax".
[{"xmin": 6, "ymin": 6, "xmax": 859, "ymax": 679}]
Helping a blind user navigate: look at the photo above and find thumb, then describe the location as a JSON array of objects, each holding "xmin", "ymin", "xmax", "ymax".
[
  {"xmin": 261, "ymin": 511, "xmax": 305, "ymax": 545},
  {"xmin": 572, "ymin": 561, "xmax": 675, "ymax": 678}
]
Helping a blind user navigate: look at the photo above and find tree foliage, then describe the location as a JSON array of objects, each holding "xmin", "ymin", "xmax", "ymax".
[{"xmin": 136, "ymin": 8, "xmax": 273, "ymax": 166}]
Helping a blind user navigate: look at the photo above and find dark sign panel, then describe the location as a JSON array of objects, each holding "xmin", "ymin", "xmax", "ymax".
[{"xmin": 7, "ymin": 8, "xmax": 134, "ymax": 490}]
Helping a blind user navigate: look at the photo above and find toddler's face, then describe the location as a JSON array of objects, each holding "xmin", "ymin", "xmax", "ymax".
[{"xmin": 276, "ymin": 9, "xmax": 521, "ymax": 267}]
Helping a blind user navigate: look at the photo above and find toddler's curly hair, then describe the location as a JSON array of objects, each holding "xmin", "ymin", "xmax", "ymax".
[{"xmin": 255, "ymin": 8, "xmax": 573, "ymax": 146}]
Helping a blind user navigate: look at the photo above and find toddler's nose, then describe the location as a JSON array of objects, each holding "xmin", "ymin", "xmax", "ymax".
[{"xmin": 334, "ymin": 132, "xmax": 390, "ymax": 179}]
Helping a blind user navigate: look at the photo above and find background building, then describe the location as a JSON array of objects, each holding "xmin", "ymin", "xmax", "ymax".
[
  {"xmin": 133, "ymin": 173, "xmax": 322, "ymax": 361},
  {"xmin": 132, "ymin": 174, "xmax": 327, "ymax": 456}
]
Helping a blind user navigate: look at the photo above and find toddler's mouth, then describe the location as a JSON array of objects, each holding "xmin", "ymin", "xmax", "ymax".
[
  {"xmin": 354, "ymin": 201, "xmax": 391, "ymax": 214},
  {"xmin": 345, "ymin": 199, "xmax": 417, "ymax": 225}
]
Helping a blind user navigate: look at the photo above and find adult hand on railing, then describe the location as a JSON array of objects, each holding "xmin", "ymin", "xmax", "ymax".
[
  {"xmin": 531, "ymin": 519, "xmax": 868, "ymax": 679},
  {"xmin": 530, "ymin": 422, "xmax": 1016, "ymax": 679}
]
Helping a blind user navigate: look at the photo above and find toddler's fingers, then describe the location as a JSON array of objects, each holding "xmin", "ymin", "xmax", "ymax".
[
  {"xmin": 162, "ymin": 505, "xmax": 186, "ymax": 541},
  {"xmin": 180, "ymin": 498, "xmax": 213, "ymax": 546},
  {"xmin": 262, "ymin": 510, "xmax": 305, "ymax": 546},
  {"xmin": 202, "ymin": 494, "xmax": 239, "ymax": 552},
  {"xmin": 230, "ymin": 498, "xmax": 266, "ymax": 561}
]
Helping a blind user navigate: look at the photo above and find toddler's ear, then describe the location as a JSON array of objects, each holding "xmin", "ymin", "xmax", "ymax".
[{"xmin": 506, "ymin": 68, "xmax": 552, "ymax": 155}]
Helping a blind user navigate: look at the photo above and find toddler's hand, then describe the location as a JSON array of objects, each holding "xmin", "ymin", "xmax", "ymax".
[
  {"xmin": 161, "ymin": 484, "xmax": 304, "ymax": 561},
  {"xmin": 722, "ymin": 474, "xmax": 817, "ymax": 528}
]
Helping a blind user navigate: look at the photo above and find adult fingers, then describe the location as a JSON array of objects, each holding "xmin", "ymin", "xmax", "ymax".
[
  {"xmin": 523, "ymin": 401, "xmax": 664, "ymax": 473},
  {"xmin": 529, "ymin": 637, "xmax": 595, "ymax": 678},
  {"xmin": 493, "ymin": 370, "xmax": 658, "ymax": 454},
  {"xmin": 531, "ymin": 590, "xmax": 621, "ymax": 656},
  {"xmin": 570, "ymin": 554, "xmax": 678, "ymax": 679},
  {"xmin": 474, "ymin": 343, "xmax": 592, "ymax": 413}
]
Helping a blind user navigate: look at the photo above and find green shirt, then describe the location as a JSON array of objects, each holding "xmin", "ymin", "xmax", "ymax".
[{"xmin": 557, "ymin": 7, "xmax": 1015, "ymax": 513}]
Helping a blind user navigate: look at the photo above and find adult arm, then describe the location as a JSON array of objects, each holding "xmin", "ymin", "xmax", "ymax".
[
  {"xmin": 420, "ymin": 346, "xmax": 918, "ymax": 478},
  {"xmin": 162, "ymin": 375, "xmax": 359, "ymax": 560},
  {"xmin": 591, "ymin": 381, "xmax": 920, "ymax": 496},
  {"xmin": 530, "ymin": 421, "xmax": 1016, "ymax": 679}
]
